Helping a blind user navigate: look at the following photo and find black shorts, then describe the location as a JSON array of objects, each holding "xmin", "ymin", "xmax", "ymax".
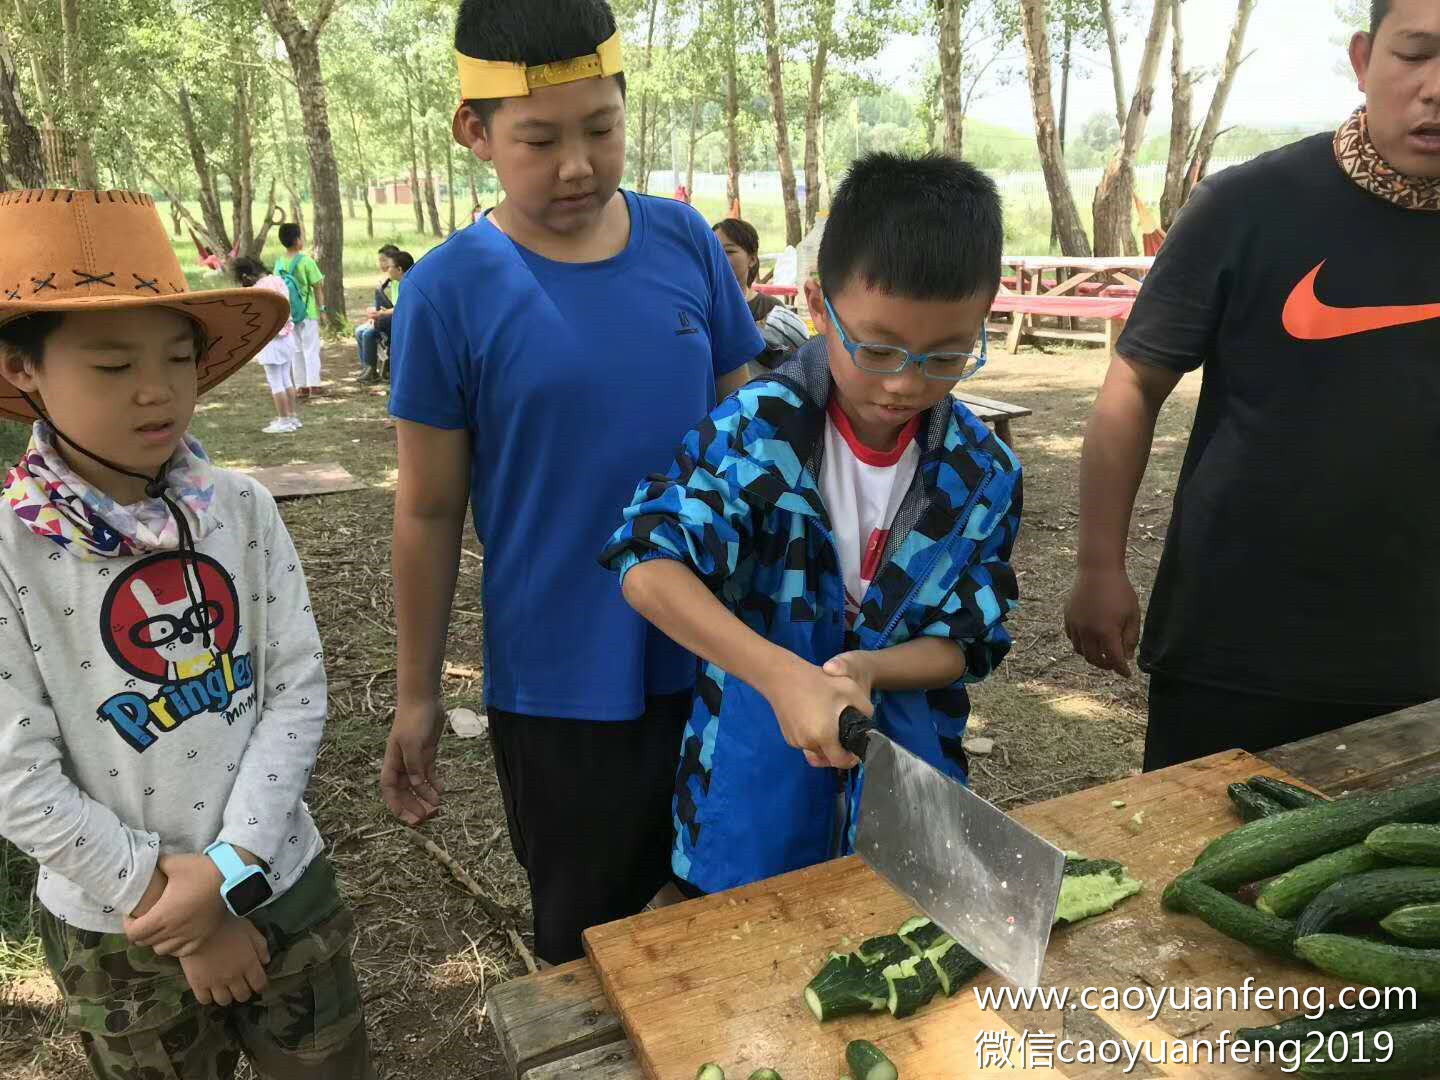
[
  {"xmin": 1144, "ymin": 674, "xmax": 1402, "ymax": 772},
  {"xmin": 488, "ymin": 691, "xmax": 690, "ymax": 964}
]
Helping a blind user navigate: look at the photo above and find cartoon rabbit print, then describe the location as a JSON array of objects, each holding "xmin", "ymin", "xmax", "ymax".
[{"xmin": 129, "ymin": 579, "xmax": 219, "ymax": 681}]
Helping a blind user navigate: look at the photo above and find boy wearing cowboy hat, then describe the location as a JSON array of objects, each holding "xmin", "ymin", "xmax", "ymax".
[{"xmin": 0, "ymin": 190, "xmax": 371, "ymax": 1078}]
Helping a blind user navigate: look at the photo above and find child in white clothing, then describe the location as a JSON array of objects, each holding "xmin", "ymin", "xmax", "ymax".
[{"xmin": 234, "ymin": 257, "xmax": 300, "ymax": 434}]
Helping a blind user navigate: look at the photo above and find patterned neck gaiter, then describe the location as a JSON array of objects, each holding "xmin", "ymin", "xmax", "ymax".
[{"xmin": 1334, "ymin": 107, "xmax": 1440, "ymax": 212}]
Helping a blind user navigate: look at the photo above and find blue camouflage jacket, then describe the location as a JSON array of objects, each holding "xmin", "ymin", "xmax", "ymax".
[{"xmin": 600, "ymin": 339, "xmax": 1022, "ymax": 893}]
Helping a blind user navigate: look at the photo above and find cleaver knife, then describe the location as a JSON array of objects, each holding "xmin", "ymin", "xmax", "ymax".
[{"xmin": 838, "ymin": 709, "xmax": 1067, "ymax": 990}]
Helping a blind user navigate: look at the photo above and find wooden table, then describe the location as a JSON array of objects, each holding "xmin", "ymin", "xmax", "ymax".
[
  {"xmin": 994, "ymin": 255, "xmax": 1154, "ymax": 359},
  {"xmin": 487, "ymin": 702, "xmax": 1440, "ymax": 1080}
]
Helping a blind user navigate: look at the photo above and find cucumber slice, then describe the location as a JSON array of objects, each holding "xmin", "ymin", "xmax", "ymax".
[
  {"xmin": 846, "ymin": 1040, "xmax": 898, "ymax": 1080},
  {"xmin": 855, "ymin": 934, "xmax": 913, "ymax": 968},
  {"xmin": 897, "ymin": 917, "xmax": 949, "ymax": 955},
  {"xmin": 747, "ymin": 1071, "xmax": 783, "ymax": 1080},
  {"xmin": 696, "ymin": 1065, "xmax": 725, "ymax": 1080},
  {"xmin": 882, "ymin": 955, "xmax": 939, "ymax": 1019},
  {"xmin": 804, "ymin": 954, "xmax": 888, "ymax": 1022},
  {"xmin": 925, "ymin": 937, "xmax": 984, "ymax": 996}
]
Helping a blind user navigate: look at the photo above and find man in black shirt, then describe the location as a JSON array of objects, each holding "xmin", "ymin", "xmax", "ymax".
[{"xmin": 1065, "ymin": 0, "xmax": 1440, "ymax": 770}]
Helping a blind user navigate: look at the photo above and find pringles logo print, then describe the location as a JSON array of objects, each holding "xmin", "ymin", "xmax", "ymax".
[{"xmin": 96, "ymin": 552, "xmax": 254, "ymax": 752}]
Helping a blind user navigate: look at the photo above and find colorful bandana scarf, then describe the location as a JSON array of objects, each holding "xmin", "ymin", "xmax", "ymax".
[
  {"xmin": 2, "ymin": 422, "xmax": 218, "ymax": 560},
  {"xmin": 1334, "ymin": 107, "xmax": 1440, "ymax": 211}
]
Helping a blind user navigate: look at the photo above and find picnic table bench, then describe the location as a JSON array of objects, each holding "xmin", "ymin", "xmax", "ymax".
[
  {"xmin": 486, "ymin": 700, "xmax": 1440, "ymax": 1080},
  {"xmin": 988, "ymin": 293, "xmax": 1136, "ymax": 361},
  {"xmin": 953, "ymin": 391, "xmax": 1031, "ymax": 445}
]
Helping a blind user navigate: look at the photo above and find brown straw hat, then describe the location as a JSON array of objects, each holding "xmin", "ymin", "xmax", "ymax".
[{"xmin": 0, "ymin": 189, "xmax": 291, "ymax": 423}]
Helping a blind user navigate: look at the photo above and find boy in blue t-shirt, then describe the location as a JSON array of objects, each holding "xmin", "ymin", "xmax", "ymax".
[{"xmin": 379, "ymin": 0, "xmax": 764, "ymax": 963}]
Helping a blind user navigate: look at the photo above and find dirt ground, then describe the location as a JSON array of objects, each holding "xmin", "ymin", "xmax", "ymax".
[{"xmin": 0, "ymin": 338, "xmax": 1200, "ymax": 1079}]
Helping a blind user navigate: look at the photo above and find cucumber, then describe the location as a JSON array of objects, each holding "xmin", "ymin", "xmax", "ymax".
[
  {"xmin": 1292, "ymin": 1017, "xmax": 1440, "ymax": 1075},
  {"xmin": 855, "ymin": 934, "xmax": 913, "ymax": 969},
  {"xmin": 882, "ymin": 955, "xmax": 940, "ymax": 1019},
  {"xmin": 1165, "ymin": 779, "xmax": 1440, "ymax": 909},
  {"xmin": 846, "ymin": 1040, "xmax": 898, "ymax": 1080},
  {"xmin": 1295, "ymin": 934, "xmax": 1440, "ymax": 993},
  {"xmin": 1235, "ymin": 998, "xmax": 1440, "ymax": 1046},
  {"xmin": 1169, "ymin": 877, "xmax": 1296, "ymax": 956},
  {"xmin": 804, "ymin": 954, "xmax": 888, "ymax": 1021},
  {"xmin": 924, "ymin": 937, "xmax": 984, "ymax": 996},
  {"xmin": 897, "ymin": 917, "xmax": 949, "ymax": 955},
  {"xmin": 1380, "ymin": 903, "xmax": 1440, "ymax": 946},
  {"xmin": 1366, "ymin": 824, "xmax": 1440, "ymax": 867},
  {"xmin": 696, "ymin": 1066, "xmax": 725, "ymax": 1080},
  {"xmin": 1256, "ymin": 845, "xmax": 1388, "ymax": 917},
  {"xmin": 1229, "ymin": 782, "xmax": 1288, "ymax": 821},
  {"xmin": 1248, "ymin": 776, "xmax": 1329, "ymax": 809},
  {"xmin": 1296, "ymin": 867, "xmax": 1440, "ymax": 937},
  {"xmin": 748, "ymin": 1071, "xmax": 783, "ymax": 1080}
]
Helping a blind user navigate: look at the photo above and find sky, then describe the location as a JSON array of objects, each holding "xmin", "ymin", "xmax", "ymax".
[{"xmin": 877, "ymin": 0, "xmax": 1365, "ymax": 136}]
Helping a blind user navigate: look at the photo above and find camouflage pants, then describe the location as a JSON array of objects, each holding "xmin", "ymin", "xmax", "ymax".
[{"xmin": 40, "ymin": 855, "xmax": 374, "ymax": 1080}]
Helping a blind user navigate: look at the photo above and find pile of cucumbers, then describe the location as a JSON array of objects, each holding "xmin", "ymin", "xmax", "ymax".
[{"xmin": 1166, "ymin": 774, "xmax": 1440, "ymax": 1075}]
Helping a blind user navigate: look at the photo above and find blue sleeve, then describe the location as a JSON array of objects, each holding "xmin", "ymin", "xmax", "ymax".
[
  {"xmin": 698, "ymin": 219, "xmax": 766, "ymax": 378},
  {"xmin": 599, "ymin": 388, "xmax": 772, "ymax": 590},
  {"xmin": 920, "ymin": 467, "xmax": 1022, "ymax": 684},
  {"xmin": 388, "ymin": 281, "xmax": 470, "ymax": 430}
]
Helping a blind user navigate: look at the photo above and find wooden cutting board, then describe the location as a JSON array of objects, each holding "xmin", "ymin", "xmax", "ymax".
[{"xmin": 584, "ymin": 751, "xmax": 1351, "ymax": 1080}]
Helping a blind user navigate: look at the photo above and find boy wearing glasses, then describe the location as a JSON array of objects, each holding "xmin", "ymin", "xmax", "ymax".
[{"xmin": 601, "ymin": 151, "xmax": 1021, "ymax": 895}]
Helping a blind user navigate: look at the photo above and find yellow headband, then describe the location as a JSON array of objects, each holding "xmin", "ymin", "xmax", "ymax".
[{"xmin": 455, "ymin": 30, "xmax": 624, "ymax": 101}]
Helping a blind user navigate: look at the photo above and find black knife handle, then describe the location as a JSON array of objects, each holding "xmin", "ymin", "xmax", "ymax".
[{"xmin": 838, "ymin": 707, "xmax": 873, "ymax": 758}]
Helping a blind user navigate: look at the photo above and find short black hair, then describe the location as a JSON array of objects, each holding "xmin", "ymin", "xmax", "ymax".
[
  {"xmin": 818, "ymin": 151, "xmax": 1002, "ymax": 302},
  {"xmin": 456, "ymin": 0, "xmax": 627, "ymax": 130},
  {"xmin": 278, "ymin": 222, "xmax": 302, "ymax": 248},
  {"xmin": 232, "ymin": 256, "xmax": 269, "ymax": 287},
  {"xmin": 0, "ymin": 313, "xmax": 64, "ymax": 368},
  {"xmin": 1371, "ymin": 0, "xmax": 1390, "ymax": 34},
  {"xmin": 393, "ymin": 251, "xmax": 415, "ymax": 273},
  {"xmin": 714, "ymin": 219, "xmax": 760, "ymax": 284},
  {"xmin": 379, "ymin": 244, "xmax": 402, "ymax": 259}
]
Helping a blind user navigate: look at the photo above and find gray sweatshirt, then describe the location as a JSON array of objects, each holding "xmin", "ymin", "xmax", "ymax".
[{"xmin": 0, "ymin": 465, "xmax": 325, "ymax": 932}]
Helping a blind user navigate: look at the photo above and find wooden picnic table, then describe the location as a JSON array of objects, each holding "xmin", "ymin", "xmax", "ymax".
[
  {"xmin": 993, "ymin": 254, "xmax": 1153, "ymax": 360},
  {"xmin": 487, "ymin": 701, "xmax": 1440, "ymax": 1080}
]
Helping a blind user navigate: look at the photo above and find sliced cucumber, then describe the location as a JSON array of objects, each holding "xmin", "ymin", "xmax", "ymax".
[
  {"xmin": 1256, "ymin": 844, "xmax": 1388, "ymax": 918},
  {"xmin": 747, "ymin": 1071, "xmax": 783, "ymax": 1080},
  {"xmin": 855, "ymin": 934, "xmax": 913, "ymax": 969},
  {"xmin": 804, "ymin": 954, "xmax": 888, "ymax": 1022},
  {"xmin": 882, "ymin": 955, "xmax": 940, "ymax": 1019},
  {"xmin": 897, "ymin": 917, "xmax": 950, "ymax": 955},
  {"xmin": 846, "ymin": 1040, "xmax": 898, "ymax": 1080},
  {"xmin": 924, "ymin": 937, "xmax": 984, "ymax": 997},
  {"xmin": 696, "ymin": 1065, "xmax": 725, "ymax": 1080}
]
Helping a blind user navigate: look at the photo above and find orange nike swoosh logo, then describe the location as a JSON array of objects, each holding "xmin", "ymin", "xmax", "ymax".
[{"xmin": 1284, "ymin": 261, "xmax": 1440, "ymax": 340}]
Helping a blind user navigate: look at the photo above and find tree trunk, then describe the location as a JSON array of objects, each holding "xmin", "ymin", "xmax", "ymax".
[
  {"xmin": 468, "ymin": 164, "xmax": 479, "ymax": 211},
  {"xmin": 232, "ymin": 69, "xmax": 256, "ymax": 257},
  {"xmin": 420, "ymin": 119, "xmax": 442, "ymax": 237},
  {"xmin": 446, "ymin": 142, "xmax": 456, "ymax": 234},
  {"xmin": 1187, "ymin": 0, "xmax": 1257, "ymax": 194},
  {"xmin": 1160, "ymin": 0, "xmax": 1192, "ymax": 228},
  {"xmin": 1092, "ymin": 0, "xmax": 1170, "ymax": 257},
  {"xmin": 1051, "ymin": 21, "xmax": 1073, "ymax": 252},
  {"xmin": 761, "ymin": 0, "xmax": 802, "ymax": 246},
  {"xmin": 170, "ymin": 199, "xmax": 183, "ymax": 237},
  {"xmin": 253, "ymin": 178, "xmax": 281, "ymax": 252},
  {"xmin": 58, "ymin": 0, "xmax": 97, "ymax": 189},
  {"xmin": 0, "ymin": 27, "xmax": 45, "ymax": 187},
  {"xmin": 345, "ymin": 100, "xmax": 375, "ymax": 238},
  {"xmin": 804, "ymin": 0, "xmax": 834, "ymax": 227},
  {"xmin": 635, "ymin": 0, "xmax": 661, "ymax": 194},
  {"xmin": 938, "ymin": 0, "xmax": 965, "ymax": 156},
  {"xmin": 263, "ymin": 0, "xmax": 347, "ymax": 325},
  {"xmin": 274, "ymin": 89, "xmax": 305, "ymax": 228},
  {"xmin": 1099, "ymin": 0, "xmax": 1128, "ymax": 132},
  {"xmin": 724, "ymin": 0, "xmax": 741, "ymax": 214},
  {"xmin": 687, "ymin": 93, "xmax": 699, "ymax": 197},
  {"xmin": 403, "ymin": 98, "xmax": 425, "ymax": 233},
  {"xmin": 178, "ymin": 84, "xmax": 233, "ymax": 253},
  {"xmin": 1018, "ymin": 0, "xmax": 1090, "ymax": 256}
]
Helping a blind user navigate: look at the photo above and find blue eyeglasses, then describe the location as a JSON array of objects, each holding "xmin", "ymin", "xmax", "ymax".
[{"xmin": 823, "ymin": 296, "xmax": 987, "ymax": 382}]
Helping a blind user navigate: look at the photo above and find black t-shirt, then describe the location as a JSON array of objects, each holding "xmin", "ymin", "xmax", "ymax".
[{"xmin": 1118, "ymin": 133, "xmax": 1440, "ymax": 706}]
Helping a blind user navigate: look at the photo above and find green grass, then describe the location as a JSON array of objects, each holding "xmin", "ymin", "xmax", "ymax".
[{"xmin": 0, "ymin": 840, "xmax": 44, "ymax": 987}]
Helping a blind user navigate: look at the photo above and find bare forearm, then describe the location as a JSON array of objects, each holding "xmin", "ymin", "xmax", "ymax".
[
  {"xmin": 393, "ymin": 512, "xmax": 464, "ymax": 707},
  {"xmin": 863, "ymin": 638, "xmax": 967, "ymax": 692},
  {"xmin": 622, "ymin": 559, "xmax": 799, "ymax": 696},
  {"xmin": 1076, "ymin": 361, "xmax": 1172, "ymax": 573},
  {"xmin": 312, "ymin": 284, "xmax": 326, "ymax": 312},
  {"xmin": 717, "ymin": 363, "xmax": 752, "ymax": 398}
]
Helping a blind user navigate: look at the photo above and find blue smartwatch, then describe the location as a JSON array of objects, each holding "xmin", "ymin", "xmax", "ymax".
[{"xmin": 204, "ymin": 841, "xmax": 273, "ymax": 917}]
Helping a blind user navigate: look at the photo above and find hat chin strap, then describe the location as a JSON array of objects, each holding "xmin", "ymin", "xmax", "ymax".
[{"xmin": 20, "ymin": 389, "xmax": 214, "ymax": 651}]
